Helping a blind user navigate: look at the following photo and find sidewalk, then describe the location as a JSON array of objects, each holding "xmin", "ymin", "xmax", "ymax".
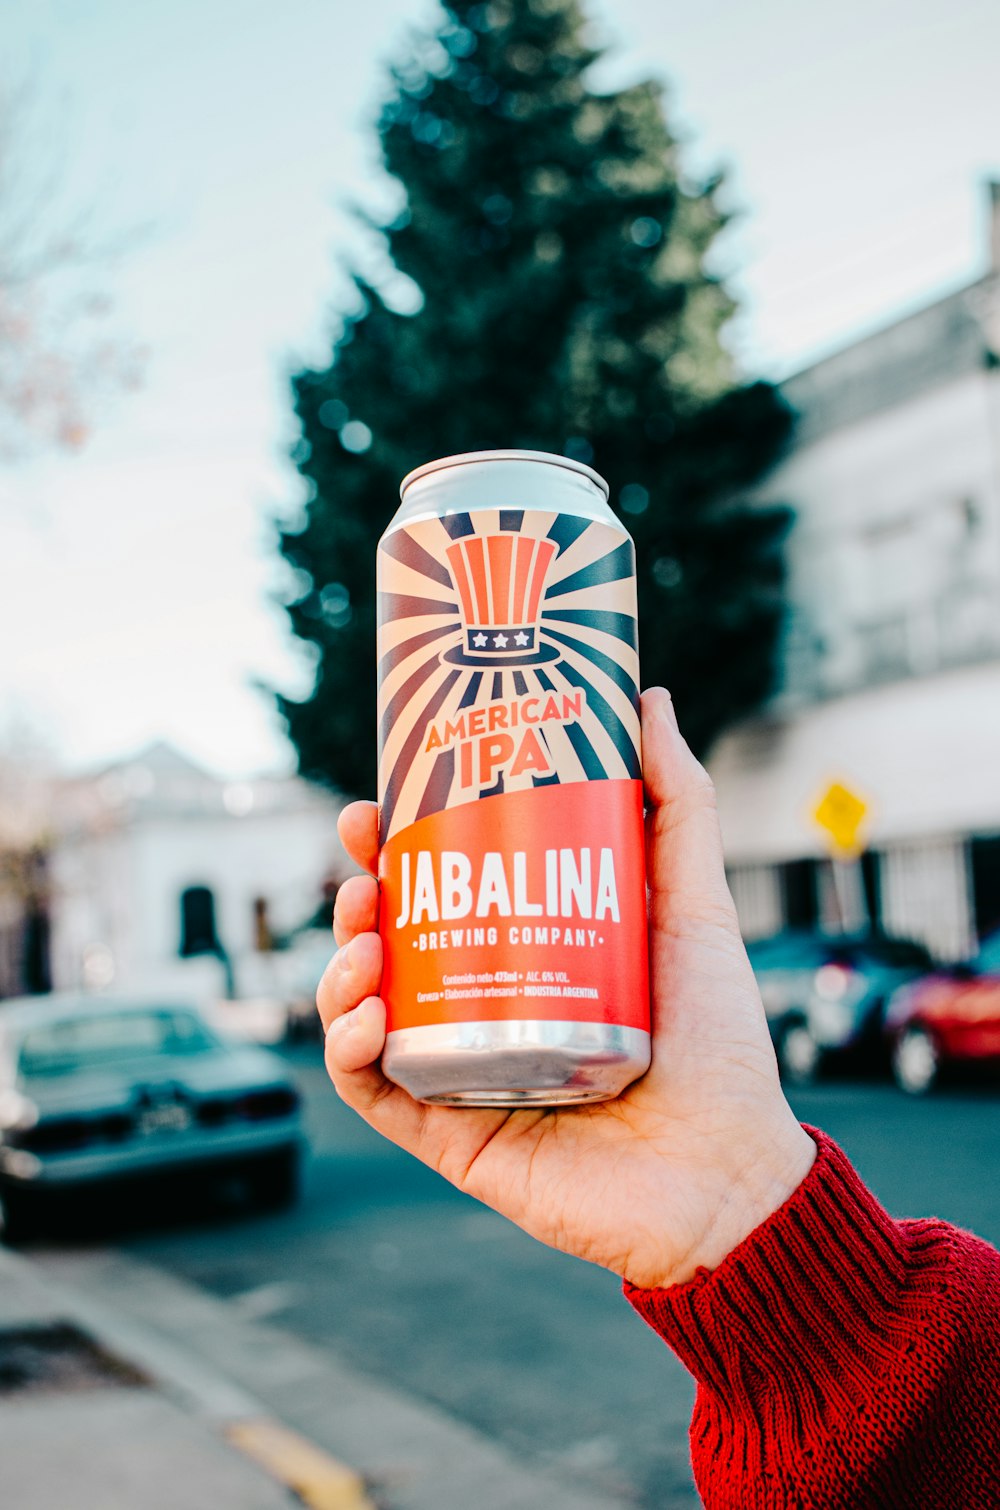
[
  {"xmin": 3, "ymin": 1244, "xmax": 625, "ymax": 1510},
  {"xmin": 0, "ymin": 1249, "xmax": 310, "ymax": 1510}
]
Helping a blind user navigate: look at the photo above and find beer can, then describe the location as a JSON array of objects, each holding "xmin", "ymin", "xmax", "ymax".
[{"xmin": 376, "ymin": 450, "xmax": 650, "ymax": 1106}]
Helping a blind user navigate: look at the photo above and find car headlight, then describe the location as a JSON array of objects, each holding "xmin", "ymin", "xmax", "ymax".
[
  {"xmin": 0, "ymin": 1148, "xmax": 43, "ymax": 1179},
  {"xmin": 809, "ymin": 998, "xmax": 855, "ymax": 1046},
  {"xmin": 814, "ymin": 963, "xmax": 853, "ymax": 1000},
  {"xmin": 0, "ymin": 1091, "xmax": 39, "ymax": 1134}
]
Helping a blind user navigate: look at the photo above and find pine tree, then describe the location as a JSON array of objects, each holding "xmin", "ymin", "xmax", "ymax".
[{"xmin": 278, "ymin": 0, "xmax": 793, "ymax": 797}]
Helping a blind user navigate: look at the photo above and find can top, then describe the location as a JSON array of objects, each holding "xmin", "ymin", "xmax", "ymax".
[{"xmin": 399, "ymin": 449, "xmax": 609, "ymax": 501}]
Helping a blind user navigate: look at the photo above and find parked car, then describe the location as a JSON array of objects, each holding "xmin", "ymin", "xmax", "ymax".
[
  {"xmin": 746, "ymin": 931, "xmax": 937, "ymax": 1084},
  {"xmin": 0, "ymin": 994, "xmax": 303, "ymax": 1241},
  {"xmin": 884, "ymin": 930, "xmax": 1000, "ymax": 1094}
]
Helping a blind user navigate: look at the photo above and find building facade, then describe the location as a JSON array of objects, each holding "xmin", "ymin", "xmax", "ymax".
[
  {"xmin": 712, "ymin": 185, "xmax": 1000, "ymax": 961},
  {"xmin": 47, "ymin": 742, "xmax": 348, "ymax": 1003}
]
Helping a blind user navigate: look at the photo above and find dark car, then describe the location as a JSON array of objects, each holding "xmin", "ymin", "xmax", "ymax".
[
  {"xmin": 884, "ymin": 930, "xmax": 1000, "ymax": 1094},
  {"xmin": 0, "ymin": 994, "xmax": 303, "ymax": 1241},
  {"xmin": 746, "ymin": 931, "xmax": 937, "ymax": 1084}
]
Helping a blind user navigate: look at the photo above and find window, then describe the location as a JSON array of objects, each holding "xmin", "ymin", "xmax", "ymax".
[
  {"xmin": 857, "ymin": 617, "xmax": 912, "ymax": 681},
  {"xmin": 860, "ymin": 850, "xmax": 881, "ymax": 930},
  {"xmin": 253, "ymin": 897, "xmax": 274, "ymax": 952},
  {"xmin": 780, "ymin": 859, "xmax": 819, "ymax": 931},
  {"xmin": 971, "ymin": 836, "xmax": 1000, "ymax": 941},
  {"xmin": 179, "ymin": 886, "xmax": 220, "ymax": 958},
  {"xmin": 960, "ymin": 497, "xmax": 982, "ymax": 536}
]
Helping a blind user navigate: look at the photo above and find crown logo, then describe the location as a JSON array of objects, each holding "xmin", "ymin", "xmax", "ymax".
[{"xmin": 442, "ymin": 532, "xmax": 560, "ymax": 667}]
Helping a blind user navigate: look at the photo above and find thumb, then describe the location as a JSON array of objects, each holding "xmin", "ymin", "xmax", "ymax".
[{"xmin": 640, "ymin": 687, "xmax": 738, "ymax": 934}]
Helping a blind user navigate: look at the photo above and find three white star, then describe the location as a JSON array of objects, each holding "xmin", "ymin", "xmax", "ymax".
[
  {"xmin": 493, "ymin": 633, "xmax": 509, "ymax": 648},
  {"xmin": 472, "ymin": 632, "xmax": 488, "ymax": 647}
]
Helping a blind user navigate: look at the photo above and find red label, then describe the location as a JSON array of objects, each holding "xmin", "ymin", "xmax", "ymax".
[{"xmin": 379, "ymin": 781, "xmax": 649, "ymax": 1030}]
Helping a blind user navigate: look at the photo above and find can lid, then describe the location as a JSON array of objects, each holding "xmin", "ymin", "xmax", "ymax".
[{"xmin": 399, "ymin": 449, "xmax": 609, "ymax": 501}]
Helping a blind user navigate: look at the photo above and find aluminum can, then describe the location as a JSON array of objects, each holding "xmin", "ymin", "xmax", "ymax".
[{"xmin": 376, "ymin": 450, "xmax": 650, "ymax": 1106}]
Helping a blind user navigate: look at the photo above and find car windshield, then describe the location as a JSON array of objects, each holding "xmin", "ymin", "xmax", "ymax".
[
  {"xmin": 745, "ymin": 934, "xmax": 826, "ymax": 968},
  {"xmin": 844, "ymin": 937, "xmax": 935, "ymax": 970},
  {"xmin": 18, "ymin": 1009, "xmax": 220, "ymax": 1078},
  {"xmin": 748, "ymin": 932, "xmax": 934, "ymax": 971}
]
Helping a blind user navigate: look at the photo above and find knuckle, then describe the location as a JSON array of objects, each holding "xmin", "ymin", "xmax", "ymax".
[
  {"xmin": 318, "ymin": 955, "xmax": 356, "ymax": 1013},
  {"xmin": 338, "ymin": 874, "xmax": 366, "ymax": 903},
  {"xmin": 683, "ymin": 782, "xmax": 720, "ymax": 830},
  {"xmin": 686, "ymin": 760, "xmax": 718, "ymax": 807}
]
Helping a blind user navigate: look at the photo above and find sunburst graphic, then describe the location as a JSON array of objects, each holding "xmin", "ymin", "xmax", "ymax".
[{"xmin": 377, "ymin": 508, "xmax": 641, "ymax": 842}]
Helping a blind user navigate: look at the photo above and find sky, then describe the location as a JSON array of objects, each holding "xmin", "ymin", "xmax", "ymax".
[{"xmin": 3, "ymin": 0, "xmax": 998, "ymax": 777}]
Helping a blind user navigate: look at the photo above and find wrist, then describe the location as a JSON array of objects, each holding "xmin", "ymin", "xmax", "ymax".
[
  {"xmin": 628, "ymin": 1110, "xmax": 816, "ymax": 1290},
  {"xmin": 709, "ymin": 1114, "xmax": 817, "ymax": 1272}
]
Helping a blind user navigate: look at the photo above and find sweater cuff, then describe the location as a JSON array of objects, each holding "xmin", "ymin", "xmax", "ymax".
[{"xmin": 624, "ymin": 1126, "xmax": 916, "ymax": 1396}]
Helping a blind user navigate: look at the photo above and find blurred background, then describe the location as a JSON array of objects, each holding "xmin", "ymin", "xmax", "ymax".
[{"xmin": 1, "ymin": 2, "xmax": 999, "ymax": 1508}]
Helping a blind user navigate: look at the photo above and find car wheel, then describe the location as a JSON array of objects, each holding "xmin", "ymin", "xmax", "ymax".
[
  {"xmin": 249, "ymin": 1147, "xmax": 301, "ymax": 1211},
  {"xmin": 892, "ymin": 1027, "xmax": 939, "ymax": 1095},
  {"xmin": 777, "ymin": 1020, "xmax": 823, "ymax": 1086}
]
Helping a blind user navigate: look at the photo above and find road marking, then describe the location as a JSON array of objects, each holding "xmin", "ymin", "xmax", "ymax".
[{"xmin": 226, "ymin": 1418, "xmax": 376, "ymax": 1510}]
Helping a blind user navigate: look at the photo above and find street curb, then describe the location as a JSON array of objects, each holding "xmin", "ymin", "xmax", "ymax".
[
  {"xmin": 25, "ymin": 1246, "xmax": 626, "ymax": 1510},
  {"xmin": 0, "ymin": 1247, "xmax": 376, "ymax": 1510}
]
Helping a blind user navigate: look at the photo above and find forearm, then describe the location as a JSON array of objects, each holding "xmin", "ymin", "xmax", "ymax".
[{"xmin": 625, "ymin": 1128, "xmax": 1000, "ymax": 1510}]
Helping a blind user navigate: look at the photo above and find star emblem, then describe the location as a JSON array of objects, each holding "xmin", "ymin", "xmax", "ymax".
[
  {"xmin": 514, "ymin": 631, "xmax": 530, "ymax": 647},
  {"xmin": 493, "ymin": 633, "xmax": 509, "ymax": 648},
  {"xmin": 472, "ymin": 632, "xmax": 488, "ymax": 647}
]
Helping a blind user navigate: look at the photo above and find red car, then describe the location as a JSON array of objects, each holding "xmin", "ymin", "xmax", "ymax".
[{"xmin": 884, "ymin": 931, "xmax": 1000, "ymax": 1094}]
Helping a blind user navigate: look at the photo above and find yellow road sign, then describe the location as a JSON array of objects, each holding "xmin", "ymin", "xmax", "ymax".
[{"xmin": 812, "ymin": 780, "xmax": 869, "ymax": 856}]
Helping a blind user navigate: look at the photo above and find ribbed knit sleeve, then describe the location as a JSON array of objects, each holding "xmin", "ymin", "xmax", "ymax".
[{"xmin": 624, "ymin": 1126, "xmax": 1000, "ymax": 1510}]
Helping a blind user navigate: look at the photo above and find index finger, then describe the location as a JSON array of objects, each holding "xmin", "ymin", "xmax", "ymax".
[{"xmin": 338, "ymin": 800, "xmax": 378, "ymax": 876}]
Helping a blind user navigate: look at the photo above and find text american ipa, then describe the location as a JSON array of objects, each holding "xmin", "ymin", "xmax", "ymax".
[{"xmin": 376, "ymin": 450, "xmax": 650, "ymax": 1105}]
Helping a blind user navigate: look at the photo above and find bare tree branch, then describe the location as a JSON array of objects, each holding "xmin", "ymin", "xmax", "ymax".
[{"xmin": 0, "ymin": 73, "xmax": 146, "ymax": 460}]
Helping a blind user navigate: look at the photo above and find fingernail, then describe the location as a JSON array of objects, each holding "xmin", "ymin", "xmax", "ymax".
[
  {"xmin": 354, "ymin": 997, "xmax": 378, "ymax": 1030},
  {"xmin": 645, "ymin": 686, "xmax": 677, "ymax": 727},
  {"xmin": 654, "ymin": 688, "xmax": 678, "ymax": 728}
]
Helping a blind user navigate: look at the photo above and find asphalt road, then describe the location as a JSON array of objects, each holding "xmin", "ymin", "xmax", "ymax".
[{"xmin": 113, "ymin": 1051, "xmax": 1000, "ymax": 1510}]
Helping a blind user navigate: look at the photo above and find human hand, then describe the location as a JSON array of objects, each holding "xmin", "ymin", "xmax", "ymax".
[{"xmin": 319, "ymin": 687, "xmax": 815, "ymax": 1290}]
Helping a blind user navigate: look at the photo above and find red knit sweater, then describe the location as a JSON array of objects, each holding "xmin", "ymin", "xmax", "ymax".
[{"xmin": 625, "ymin": 1127, "xmax": 1000, "ymax": 1509}]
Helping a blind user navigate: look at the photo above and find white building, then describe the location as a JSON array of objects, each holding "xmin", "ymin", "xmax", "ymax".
[
  {"xmin": 713, "ymin": 184, "xmax": 1000, "ymax": 962},
  {"xmin": 48, "ymin": 742, "xmax": 348, "ymax": 1004}
]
